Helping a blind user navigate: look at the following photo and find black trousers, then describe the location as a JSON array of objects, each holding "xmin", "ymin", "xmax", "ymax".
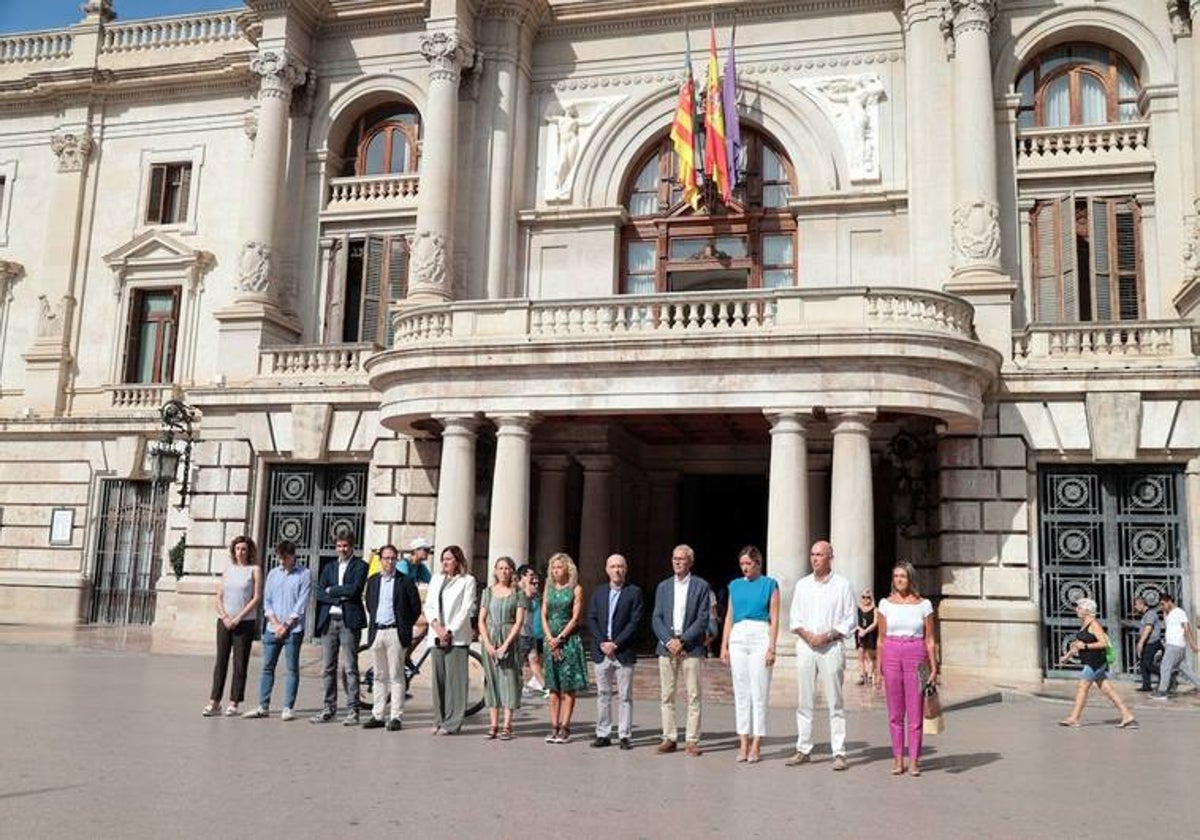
[
  {"xmin": 210, "ymin": 619, "xmax": 255, "ymax": 703},
  {"xmin": 1138, "ymin": 640, "xmax": 1162, "ymax": 690}
]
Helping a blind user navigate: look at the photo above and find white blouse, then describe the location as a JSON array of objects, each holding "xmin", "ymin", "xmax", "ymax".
[{"xmin": 878, "ymin": 598, "xmax": 933, "ymax": 638}]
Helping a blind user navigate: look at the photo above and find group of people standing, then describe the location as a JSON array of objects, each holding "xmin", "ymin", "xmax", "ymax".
[{"xmin": 201, "ymin": 532, "xmax": 943, "ymax": 774}]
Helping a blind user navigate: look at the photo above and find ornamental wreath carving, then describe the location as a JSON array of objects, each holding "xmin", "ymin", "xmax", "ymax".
[
  {"xmin": 50, "ymin": 129, "xmax": 95, "ymax": 173},
  {"xmin": 237, "ymin": 240, "xmax": 272, "ymax": 295},
  {"xmin": 410, "ymin": 230, "xmax": 449, "ymax": 290},
  {"xmin": 951, "ymin": 200, "xmax": 1001, "ymax": 263}
]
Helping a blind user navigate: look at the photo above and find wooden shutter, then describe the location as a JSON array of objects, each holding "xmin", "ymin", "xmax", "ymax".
[
  {"xmin": 145, "ymin": 165, "xmax": 166, "ymax": 224},
  {"xmin": 384, "ymin": 236, "xmax": 409, "ymax": 346},
  {"xmin": 1088, "ymin": 197, "xmax": 1113, "ymax": 322},
  {"xmin": 122, "ymin": 290, "xmax": 144, "ymax": 383},
  {"xmin": 358, "ymin": 236, "xmax": 385, "ymax": 344},
  {"xmin": 1033, "ymin": 195, "xmax": 1079, "ymax": 323},
  {"xmin": 161, "ymin": 287, "xmax": 181, "ymax": 382},
  {"xmin": 175, "ymin": 165, "xmax": 192, "ymax": 224},
  {"xmin": 1114, "ymin": 201, "xmax": 1141, "ymax": 320}
]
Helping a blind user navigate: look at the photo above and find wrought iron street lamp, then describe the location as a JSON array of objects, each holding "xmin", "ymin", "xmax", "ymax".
[{"xmin": 151, "ymin": 399, "xmax": 199, "ymax": 508}]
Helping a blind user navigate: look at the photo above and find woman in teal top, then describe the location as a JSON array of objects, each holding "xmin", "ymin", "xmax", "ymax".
[
  {"xmin": 541, "ymin": 552, "xmax": 587, "ymax": 744},
  {"xmin": 719, "ymin": 546, "xmax": 780, "ymax": 763}
]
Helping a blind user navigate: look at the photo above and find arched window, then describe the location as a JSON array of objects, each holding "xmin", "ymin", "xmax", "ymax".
[
  {"xmin": 1015, "ymin": 44, "xmax": 1141, "ymax": 130},
  {"xmin": 620, "ymin": 127, "xmax": 797, "ymax": 294},
  {"xmin": 340, "ymin": 103, "xmax": 421, "ymax": 177}
]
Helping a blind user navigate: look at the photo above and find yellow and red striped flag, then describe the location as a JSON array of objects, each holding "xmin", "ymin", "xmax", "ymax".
[
  {"xmin": 704, "ymin": 23, "xmax": 731, "ymax": 203},
  {"xmin": 670, "ymin": 32, "xmax": 700, "ymax": 210}
]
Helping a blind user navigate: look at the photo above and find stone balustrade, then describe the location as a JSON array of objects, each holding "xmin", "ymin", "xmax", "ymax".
[
  {"xmin": 0, "ymin": 31, "xmax": 73, "ymax": 63},
  {"xmin": 1011, "ymin": 321, "xmax": 1199, "ymax": 367},
  {"xmin": 1016, "ymin": 122, "xmax": 1150, "ymax": 161},
  {"xmin": 325, "ymin": 174, "xmax": 420, "ymax": 212},
  {"xmin": 258, "ymin": 343, "xmax": 376, "ymax": 378},
  {"xmin": 101, "ymin": 12, "xmax": 245, "ymax": 53},
  {"xmin": 106, "ymin": 384, "xmax": 180, "ymax": 410}
]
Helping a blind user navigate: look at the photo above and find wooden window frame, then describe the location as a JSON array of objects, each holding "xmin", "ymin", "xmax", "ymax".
[
  {"xmin": 123, "ymin": 286, "xmax": 181, "ymax": 384},
  {"xmin": 341, "ymin": 105, "xmax": 422, "ymax": 178},
  {"xmin": 1016, "ymin": 44, "xmax": 1141, "ymax": 129},
  {"xmin": 340, "ymin": 234, "xmax": 409, "ymax": 344},
  {"xmin": 144, "ymin": 163, "xmax": 192, "ymax": 225}
]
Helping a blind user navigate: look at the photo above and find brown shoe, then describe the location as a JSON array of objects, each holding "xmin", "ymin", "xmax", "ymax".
[
  {"xmin": 832, "ymin": 755, "xmax": 848, "ymax": 771},
  {"xmin": 656, "ymin": 739, "xmax": 677, "ymax": 754},
  {"xmin": 784, "ymin": 751, "xmax": 811, "ymax": 767},
  {"xmin": 685, "ymin": 742, "xmax": 703, "ymax": 757}
]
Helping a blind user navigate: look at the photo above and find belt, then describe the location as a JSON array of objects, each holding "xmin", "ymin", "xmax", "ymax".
[{"xmin": 376, "ymin": 624, "xmax": 396, "ymax": 630}]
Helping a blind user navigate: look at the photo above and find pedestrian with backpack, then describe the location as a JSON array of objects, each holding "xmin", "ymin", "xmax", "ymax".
[{"xmin": 1057, "ymin": 597, "xmax": 1137, "ymax": 729}]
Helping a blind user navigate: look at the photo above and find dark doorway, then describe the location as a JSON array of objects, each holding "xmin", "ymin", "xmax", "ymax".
[{"xmin": 677, "ymin": 474, "xmax": 769, "ymax": 592}]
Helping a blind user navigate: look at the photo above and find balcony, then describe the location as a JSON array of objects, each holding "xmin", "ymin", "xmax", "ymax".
[
  {"xmin": 1015, "ymin": 123, "xmax": 1151, "ymax": 176},
  {"xmin": 257, "ymin": 343, "xmax": 376, "ymax": 385},
  {"xmin": 370, "ymin": 287, "xmax": 1003, "ymax": 433},
  {"xmin": 0, "ymin": 30, "xmax": 73, "ymax": 64},
  {"xmin": 322, "ymin": 174, "xmax": 420, "ymax": 219},
  {"xmin": 1011, "ymin": 321, "xmax": 1200, "ymax": 370},
  {"xmin": 105, "ymin": 383, "xmax": 182, "ymax": 413}
]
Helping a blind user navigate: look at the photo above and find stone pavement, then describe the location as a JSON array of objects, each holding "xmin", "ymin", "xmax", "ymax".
[{"xmin": 2, "ymin": 632, "xmax": 1200, "ymax": 839}]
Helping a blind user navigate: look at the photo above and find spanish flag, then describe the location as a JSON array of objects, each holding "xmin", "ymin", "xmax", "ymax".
[
  {"xmin": 704, "ymin": 24, "xmax": 731, "ymax": 203},
  {"xmin": 670, "ymin": 32, "xmax": 701, "ymax": 210}
]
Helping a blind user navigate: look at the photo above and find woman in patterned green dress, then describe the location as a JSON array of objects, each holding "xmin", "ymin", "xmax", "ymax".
[
  {"xmin": 478, "ymin": 556, "xmax": 528, "ymax": 740},
  {"xmin": 541, "ymin": 552, "xmax": 587, "ymax": 744}
]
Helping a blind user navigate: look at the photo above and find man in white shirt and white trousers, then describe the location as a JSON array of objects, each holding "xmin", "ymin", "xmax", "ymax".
[{"xmin": 786, "ymin": 540, "xmax": 857, "ymax": 771}]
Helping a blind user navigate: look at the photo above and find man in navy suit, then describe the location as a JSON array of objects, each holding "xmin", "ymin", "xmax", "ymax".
[
  {"xmin": 311, "ymin": 530, "xmax": 368, "ymax": 725},
  {"xmin": 651, "ymin": 544, "xmax": 712, "ymax": 756},
  {"xmin": 586, "ymin": 553, "xmax": 644, "ymax": 750},
  {"xmin": 362, "ymin": 544, "xmax": 421, "ymax": 731}
]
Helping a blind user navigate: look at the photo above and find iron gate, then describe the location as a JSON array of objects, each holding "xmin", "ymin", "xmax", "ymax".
[
  {"xmin": 263, "ymin": 464, "xmax": 367, "ymax": 587},
  {"xmin": 90, "ymin": 480, "xmax": 166, "ymax": 625},
  {"xmin": 1040, "ymin": 467, "xmax": 1190, "ymax": 677}
]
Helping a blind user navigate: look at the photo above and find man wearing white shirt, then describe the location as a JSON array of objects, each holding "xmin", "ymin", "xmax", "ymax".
[
  {"xmin": 1152, "ymin": 591, "xmax": 1200, "ymax": 700},
  {"xmin": 786, "ymin": 540, "xmax": 857, "ymax": 771}
]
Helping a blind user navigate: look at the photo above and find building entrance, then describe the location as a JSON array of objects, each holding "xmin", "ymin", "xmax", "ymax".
[{"xmin": 678, "ymin": 473, "xmax": 768, "ymax": 593}]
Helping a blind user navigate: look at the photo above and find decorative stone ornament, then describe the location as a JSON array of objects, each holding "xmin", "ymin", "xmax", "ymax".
[
  {"xmin": 250, "ymin": 50, "xmax": 307, "ymax": 98},
  {"xmin": 1182, "ymin": 201, "xmax": 1200, "ymax": 279},
  {"xmin": 794, "ymin": 75, "xmax": 886, "ymax": 183},
  {"xmin": 36, "ymin": 294, "xmax": 68, "ymax": 339},
  {"xmin": 543, "ymin": 98, "xmax": 623, "ymax": 202},
  {"xmin": 49, "ymin": 129, "xmax": 95, "ymax": 173},
  {"xmin": 419, "ymin": 31, "xmax": 470, "ymax": 83},
  {"xmin": 236, "ymin": 240, "xmax": 272, "ymax": 295},
  {"xmin": 0, "ymin": 259, "xmax": 23, "ymax": 302},
  {"xmin": 951, "ymin": 200, "xmax": 1001, "ymax": 264},
  {"xmin": 410, "ymin": 230, "xmax": 449, "ymax": 291},
  {"xmin": 81, "ymin": 0, "xmax": 115, "ymax": 23}
]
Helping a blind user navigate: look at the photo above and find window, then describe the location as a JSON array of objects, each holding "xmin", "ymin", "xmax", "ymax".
[
  {"xmin": 0, "ymin": 159, "xmax": 15, "ymax": 247},
  {"xmin": 620, "ymin": 127, "xmax": 797, "ymax": 293},
  {"xmin": 1031, "ymin": 195, "xmax": 1142, "ymax": 323},
  {"xmin": 341, "ymin": 104, "xmax": 421, "ymax": 177},
  {"xmin": 145, "ymin": 163, "xmax": 192, "ymax": 225},
  {"xmin": 123, "ymin": 288, "xmax": 180, "ymax": 383},
  {"xmin": 1016, "ymin": 44, "xmax": 1142, "ymax": 130},
  {"xmin": 341, "ymin": 235, "xmax": 408, "ymax": 344}
]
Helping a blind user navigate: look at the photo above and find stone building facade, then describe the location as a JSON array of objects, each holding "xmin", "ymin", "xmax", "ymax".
[{"xmin": 1, "ymin": 0, "xmax": 1198, "ymax": 679}]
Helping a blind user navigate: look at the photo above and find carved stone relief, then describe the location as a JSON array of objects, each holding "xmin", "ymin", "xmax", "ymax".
[
  {"xmin": 1182, "ymin": 201, "xmax": 1200, "ymax": 280},
  {"xmin": 50, "ymin": 129, "xmax": 95, "ymax": 173},
  {"xmin": 543, "ymin": 97, "xmax": 623, "ymax": 202},
  {"xmin": 410, "ymin": 230, "xmax": 450, "ymax": 291},
  {"xmin": 951, "ymin": 200, "xmax": 1001, "ymax": 264},
  {"xmin": 419, "ymin": 31, "xmax": 472, "ymax": 84},
  {"xmin": 0, "ymin": 259, "xmax": 23, "ymax": 303},
  {"xmin": 236, "ymin": 240, "xmax": 272, "ymax": 295},
  {"xmin": 793, "ymin": 75, "xmax": 886, "ymax": 183},
  {"xmin": 36, "ymin": 294, "xmax": 69, "ymax": 339}
]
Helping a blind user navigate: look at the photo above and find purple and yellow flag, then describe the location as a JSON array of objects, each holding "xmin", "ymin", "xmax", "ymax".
[{"xmin": 722, "ymin": 26, "xmax": 742, "ymax": 181}]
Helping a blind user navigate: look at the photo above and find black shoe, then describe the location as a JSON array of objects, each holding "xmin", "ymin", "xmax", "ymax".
[
  {"xmin": 1136, "ymin": 686, "xmax": 1152, "ymax": 692},
  {"xmin": 387, "ymin": 718, "xmax": 403, "ymax": 732},
  {"xmin": 591, "ymin": 736, "xmax": 611, "ymax": 748},
  {"xmin": 362, "ymin": 717, "xmax": 385, "ymax": 729},
  {"xmin": 619, "ymin": 738, "xmax": 632, "ymax": 751}
]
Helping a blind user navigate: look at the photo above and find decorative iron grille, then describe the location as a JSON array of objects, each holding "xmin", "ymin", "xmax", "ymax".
[{"xmin": 89, "ymin": 480, "xmax": 167, "ymax": 625}]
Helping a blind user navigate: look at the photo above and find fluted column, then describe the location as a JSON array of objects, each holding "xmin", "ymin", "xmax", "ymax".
[
  {"xmin": 533, "ymin": 455, "xmax": 571, "ymax": 567},
  {"xmin": 829, "ymin": 412, "xmax": 875, "ymax": 597},
  {"xmin": 766, "ymin": 412, "xmax": 810, "ymax": 600},
  {"xmin": 1178, "ymin": 3, "xmax": 1200, "ymax": 314},
  {"xmin": 433, "ymin": 416, "xmax": 479, "ymax": 571},
  {"xmin": 409, "ymin": 31, "xmax": 472, "ymax": 303},
  {"xmin": 577, "ymin": 455, "xmax": 614, "ymax": 592},
  {"xmin": 487, "ymin": 415, "xmax": 535, "ymax": 565}
]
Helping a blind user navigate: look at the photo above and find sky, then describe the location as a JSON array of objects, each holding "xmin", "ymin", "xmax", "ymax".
[{"xmin": 0, "ymin": 1, "xmax": 243, "ymax": 34}]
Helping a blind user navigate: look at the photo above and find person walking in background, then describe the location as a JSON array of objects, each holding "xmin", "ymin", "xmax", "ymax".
[
  {"xmin": 719, "ymin": 545, "xmax": 779, "ymax": 764},
  {"xmin": 542, "ymin": 553, "xmax": 588, "ymax": 744},
  {"xmin": 855, "ymin": 589, "xmax": 879, "ymax": 686},
  {"xmin": 243, "ymin": 541, "xmax": 310, "ymax": 721},
  {"xmin": 651, "ymin": 544, "xmax": 712, "ymax": 757},
  {"xmin": 424, "ymin": 545, "xmax": 477, "ymax": 735},
  {"xmin": 311, "ymin": 531, "xmax": 368, "ymax": 726},
  {"xmin": 1153, "ymin": 591, "xmax": 1200, "ymax": 700},
  {"xmin": 1134, "ymin": 595, "xmax": 1163, "ymax": 692},
  {"xmin": 1058, "ymin": 596, "xmax": 1137, "ymax": 728},
  {"xmin": 479, "ymin": 556, "xmax": 528, "ymax": 740},
  {"xmin": 399, "ymin": 536, "xmax": 434, "ymax": 585},
  {"xmin": 362, "ymin": 544, "xmax": 421, "ymax": 732},
  {"xmin": 786, "ymin": 540, "xmax": 856, "ymax": 772},
  {"xmin": 203, "ymin": 535, "xmax": 262, "ymax": 718},
  {"xmin": 586, "ymin": 553, "xmax": 644, "ymax": 750},
  {"xmin": 877, "ymin": 562, "xmax": 937, "ymax": 777},
  {"xmin": 516, "ymin": 564, "xmax": 546, "ymax": 697}
]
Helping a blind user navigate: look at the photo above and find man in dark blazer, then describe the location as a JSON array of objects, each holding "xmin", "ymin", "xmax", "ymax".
[
  {"xmin": 586, "ymin": 553, "xmax": 644, "ymax": 750},
  {"xmin": 651, "ymin": 544, "xmax": 712, "ymax": 756},
  {"xmin": 362, "ymin": 544, "xmax": 421, "ymax": 731},
  {"xmin": 311, "ymin": 530, "xmax": 368, "ymax": 725}
]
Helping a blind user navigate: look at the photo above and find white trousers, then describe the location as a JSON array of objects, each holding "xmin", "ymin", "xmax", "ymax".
[
  {"xmin": 795, "ymin": 640, "xmax": 846, "ymax": 756},
  {"xmin": 729, "ymin": 620, "xmax": 772, "ymax": 737},
  {"xmin": 370, "ymin": 629, "xmax": 407, "ymax": 721}
]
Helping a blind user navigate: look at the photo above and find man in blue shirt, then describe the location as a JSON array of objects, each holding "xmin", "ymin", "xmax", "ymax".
[
  {"xmin": 243, "ymin": 540, "xmax": 311, "ymax": 721},
  {"xmin": 398, "ymin": 536, "xmax": 434, "ymax": 585}
]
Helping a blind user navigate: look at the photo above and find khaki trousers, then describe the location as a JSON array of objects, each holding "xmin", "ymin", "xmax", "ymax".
[
  {"xmin": 370, "ymin": 629, "xmax": 407, "ymax": 721},
  {"xmin": 658, "ymin": 655, "xmax": 702, "ymax": 743}
]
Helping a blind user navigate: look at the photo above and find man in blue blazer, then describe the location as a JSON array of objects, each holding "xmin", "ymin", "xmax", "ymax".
[
  {"xmin": 586, "ymin": 553, "xmax": 644, "ymax": 750},
  {"xmin": 311, "ymin": 530, "xmax": 368, "ymax": 725},
  {"xmin": 651, "ymin": 544, "xmax": 712, "ymax": 756}
]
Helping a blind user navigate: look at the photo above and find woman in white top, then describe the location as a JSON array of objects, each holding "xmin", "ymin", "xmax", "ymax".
[
  {"xmin": 203, "ymin": 536, "xmax": 262, "ymax": 717},
  {"xmin": 877, "ymin": 561, "xmax": 936, "ymax": 776},
  {"xmin": 423, "ymin": 545, "xmax": 478, "ymax": 734}
]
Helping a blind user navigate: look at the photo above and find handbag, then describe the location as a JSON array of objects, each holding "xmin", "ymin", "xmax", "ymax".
[{"xmin": 919, "ymin": 662, "xmax": 944, "ymax": 735}]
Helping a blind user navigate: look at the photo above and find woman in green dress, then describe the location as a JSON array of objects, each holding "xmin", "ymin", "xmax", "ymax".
[
  {"xmin": 478, "ymin": 556, "xmax": 528, "ymax": 740},
  {"xmin": 542, "ymin": 552, "xmax": 587, "ymax": 744}
]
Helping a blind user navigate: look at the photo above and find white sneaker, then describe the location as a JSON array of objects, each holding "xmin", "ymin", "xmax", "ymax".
[
  {"xmin": 241, "ymin": 706, "xmax": 269, "ymax": 719},
  {"xmin": 280, "ymin": 708, "xmax": 296, "ymax": 721}
]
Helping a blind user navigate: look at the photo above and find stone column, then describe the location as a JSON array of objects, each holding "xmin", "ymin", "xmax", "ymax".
[
  {"xmin": 533, "ymin": 455, "xmax": 571, "ymax": 567},
  {"xmin": 486, "ymin": 415, "xmax": 535, "ymax": 565},
  {"xmin": 433, "ymin": 416, "xmax": 478, "ymax": 570},
  {"xmin": 766, "ymin": 412, "xmax": 810, "ymax": 599},
  {"xmin": 1176, "ymin": 3, "xmax": 1200, "ymax": 316},
  {"xmin": 577, "ymin": 455, "xmax": 614, "ymax": 592},
  {"xmin": 645, "ymin": 471, "xmax": 679, "ymax": 590},
  {"xmin": 828, "ymin": 412, "xmax": 875, "ymax": 597},
  {"xmin": 408, "ymin": 31, "xmax": 472, "ymax": 304}
]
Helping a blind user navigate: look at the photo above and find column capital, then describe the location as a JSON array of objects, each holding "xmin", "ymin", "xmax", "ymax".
[
  {"xmin": 828, "ymin": 410, "xmax": 876, "ymax": 435},
  {"xmin": 575, "ymin": 454, "xmax": 614, "ymax": 473},
  {"xmin": 435, "ymin": 414, "xmax": 480, "ymax": 436},
  {"xmin": 419, "ymin": 31, "xmax": 473, "ymax": 84},
  {"xmin": 492, "ymin": 413, "xmax": 537, "ymax": 435},
  {"xmin": 533, "ymin": 454, "xmax": 573, "ymax": 472},
  {"xmin": 950, "ymin": 0, "xmax": 997, "ymax": 38},
  {"xmin": 765, "ymin": 410, "xmax": 810, "ymax": 435},
  {"xmin": 50, "ymin": 128, "xmax": 94, "ymax": 173},
  {"xmin": 250, "ymin": 49, "xmax": 308, "ymax": 99}
]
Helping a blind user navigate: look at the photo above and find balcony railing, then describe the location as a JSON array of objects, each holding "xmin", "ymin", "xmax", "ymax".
[
  {"xmin": 0, "ymin": 30, "xmax": 73, "ymax": 63},
  {"xmin": 101, "ymin": 11, "xmax": 245, "ymax": 53},
  {"xmin": 106, "ymin": 383, "xmax": 181, "ymax": 410},
  {"xmin": 325, "ymin": 174, "xmax": 420, "ymax": 213},
  {"xmin": 393, "ymin": 287, "xmax": 978, "ymax": 346},
  {"xmin": 258, "ymin": 343, "xmax": 377, "ymax": 378},
  {"xmin": 1016, "ymin": 122, "xmax": 1150, "ymax": 162},
  {"xmin": 1011, "ymin": 321, "xmax": 1200, "ymax": 368}
]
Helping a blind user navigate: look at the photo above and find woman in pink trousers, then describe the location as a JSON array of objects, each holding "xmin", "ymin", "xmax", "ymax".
[{"xmin": 877, "ymin": 561, "xmax": 937, "ymax": 777}]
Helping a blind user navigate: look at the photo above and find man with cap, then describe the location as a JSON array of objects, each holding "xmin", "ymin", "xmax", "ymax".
[{"xmin": 399, "ymin": 537, "xmax": 433, "ymax": 585}]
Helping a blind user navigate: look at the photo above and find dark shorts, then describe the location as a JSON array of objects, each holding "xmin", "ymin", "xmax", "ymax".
[{"xmin": 518, "ymin": 636, "xmax": 543, "ymax": 659}]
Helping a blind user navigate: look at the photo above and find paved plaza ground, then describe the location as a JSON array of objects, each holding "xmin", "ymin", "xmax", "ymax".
[{"xmin": 1, "ymin": 638, "xmax": 1199, "ymax": 839}]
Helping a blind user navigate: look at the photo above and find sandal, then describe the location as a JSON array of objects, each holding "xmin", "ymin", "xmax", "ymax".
[
  {"xmin": 891, "ymin": 761, "xmax": 905, "ymax": 776},
  {"xmin": 202, "ymin": 702, "xmax": 218, "ymax": 717},
  {"xmin": 1117, "ymin": 718, "xmax": 1139, "ymax": 729},
  {"xmin": 545, "ymin": 727, "xmax": 559, "ymax": 744},
  {"xmin": 735, "ymin": 752, "xmax": 748, "ymax": 763},
  {"xmin": 1058, "ymin": 719, "xmax": 1080, "ymax": 727},
  {"xmin": 485, "ymin": 726, "xmax": 498, "ymax": 740},
  {"xmin": 747, "ymin": 751, "xmax": 760, "ymax": 764},
  {"xmin": 909, "ymin": 765, "xmax": 922, "ymax": 777},
  {"xmin": 500, "ymin": 726, "xmax": 513, "ymax": 741}
]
